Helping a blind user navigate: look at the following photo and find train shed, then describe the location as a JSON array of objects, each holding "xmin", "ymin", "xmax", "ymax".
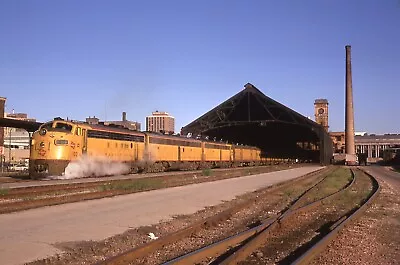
[{"xmin": 181, "ymin": 83, "xmax": 333, "ymax": 164}]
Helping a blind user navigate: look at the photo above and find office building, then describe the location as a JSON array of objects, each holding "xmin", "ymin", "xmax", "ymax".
[{"xmin": 146, "ymin": 111, "xmax": 175, "ymax": 134}]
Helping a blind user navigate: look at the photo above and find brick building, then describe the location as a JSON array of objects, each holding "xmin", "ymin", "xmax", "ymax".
[
  {"xmin": 314, "ymin": 99, "xmax": 400, "ymax": 162},
  {"xmin": 146, "ymin": 111, "xmax": 175, "ymax": 134},
  {"xmin": 314, "ymin": 99, "xmax": 329, "ymax": 132}
]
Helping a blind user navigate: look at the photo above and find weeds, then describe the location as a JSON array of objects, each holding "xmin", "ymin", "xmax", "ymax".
[
  {"xmin": 283, "ymin": 189, "xmax": 293, "ymax": 197},
  {"xmin": 0, "ymin": 188, "xmax": 9, "ymax": 196},
  {"xmin": 323, "ymin": 168, "xmax": 352, "ymax": 190},
  {"xmin": 100, "ymin": 179, "xmax": 163, "ymax": 192},
  {"xmin": 348, "ymin": 175, "xmax": 354, "ymax": 182},
  {"xmin": 202, "ymin": 168, "xmax": 213, "ymax": 176},
  {"xmin": 22, "ymin": 196, "xmax": 36, "ymax": 201}
]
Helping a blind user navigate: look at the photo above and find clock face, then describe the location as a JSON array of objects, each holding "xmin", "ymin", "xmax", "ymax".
[{"xmin": 318, "ymin": 108, "xmax": 325, "ymax": 115}]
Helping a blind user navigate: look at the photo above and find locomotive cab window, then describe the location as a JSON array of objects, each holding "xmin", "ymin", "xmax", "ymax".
[
  {"xmin": 41, "ymin": 122, "xmax": 54, "ymax": 130},
  {"xmin": 54, "ymin": 122, "xmax": 73, "ymax": 132}
]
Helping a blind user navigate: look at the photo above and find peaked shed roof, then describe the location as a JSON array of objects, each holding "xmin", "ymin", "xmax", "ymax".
[
  {"xmin": 182, "ymin": 83, "xmax": 321, "ymax": 134},
  {"xmin": 181, "ymin": 83, "xmax": 332, "ymax": 164}
]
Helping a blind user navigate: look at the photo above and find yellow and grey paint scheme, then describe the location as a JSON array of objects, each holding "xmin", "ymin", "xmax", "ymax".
[{"xmin": 30, "ymin": 118, "xmax": 268, "ymax": 178}]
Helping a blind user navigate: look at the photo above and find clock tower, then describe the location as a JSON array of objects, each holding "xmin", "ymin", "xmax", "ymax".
[{"xmin": 314, "ymin": 99, "xmax": 329, "ymax": 131}]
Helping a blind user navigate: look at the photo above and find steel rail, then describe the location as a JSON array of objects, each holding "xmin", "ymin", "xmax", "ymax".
[
  {"xmin": 162, "ymin": 217, "xmax": 277, "ymax": 265},
  {"xmin": 291, "ymin": 168, "xmax": 380, "ymax": 265},
  {"xmin": 162, "ymin": 167, "xmax": 349, "ymax": 265},
  {"xmin": 278, "ymin": 168, "xmax": 356, "ymax": 223},
  {"xmin": 95, "ymin": 167, "xmax": 330, "ymax": 265},
  {"xmin": 218, "ymin": 168, "xmax": 356, "ymax": 265},
  {"xmin": 94, "ymin": 198, "xmax": 252, "ymax": 265}
]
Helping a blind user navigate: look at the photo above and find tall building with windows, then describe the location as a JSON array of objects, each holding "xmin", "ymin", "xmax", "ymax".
[{"xmin": 146, "ymin": 111, "xmax": 175, "ymax": 134}]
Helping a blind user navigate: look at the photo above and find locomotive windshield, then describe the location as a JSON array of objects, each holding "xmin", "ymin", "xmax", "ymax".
[
  {"xmin": 54, "ymin": 122, "xmax": 73, "ymax": 132},
  {"xmin": 40, "ymin": 122, "xmax": 53, "ymax": 130},
  {"xmin": 39, "ymin": 121, "xmax": 73, "ymax": 133}
]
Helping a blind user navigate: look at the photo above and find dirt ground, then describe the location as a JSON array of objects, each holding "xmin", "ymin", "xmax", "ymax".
[
  {"xmin": 24, "ymin": 166, "xmax": 400, "ymax": 265},
  {"xmin": 0, "ymin": 164, "xmax": 299, "ymax": 214},
  {"xmin": 27, "ymin": 166, "xmax": 324, "ymax": 265}
]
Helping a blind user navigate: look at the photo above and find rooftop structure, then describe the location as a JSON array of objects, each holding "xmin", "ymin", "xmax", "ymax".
[{"xmin": 86, "ymin": 112, "xmax": 141, "ymax": 131}]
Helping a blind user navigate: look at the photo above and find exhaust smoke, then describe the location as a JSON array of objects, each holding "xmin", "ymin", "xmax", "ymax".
[{"xmin": 48, "ymin": 155, "xmax": 130, "ymax": 180}]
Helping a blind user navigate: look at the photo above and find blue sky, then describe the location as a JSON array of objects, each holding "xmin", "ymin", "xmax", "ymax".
[{"xmin": 1, "ymin": 0, "xmax": 399, "ymax": 134}]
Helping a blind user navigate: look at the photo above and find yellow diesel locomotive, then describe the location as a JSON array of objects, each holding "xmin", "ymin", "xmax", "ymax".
[{"xmin": 29, "ymin": 118, "xmax": 265, "ymax": 178}]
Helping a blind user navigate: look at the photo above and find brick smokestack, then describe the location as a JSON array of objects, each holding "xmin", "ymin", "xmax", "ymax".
[
  {"xmin": 122, "ymin": 112, "xmax": 127, "ymax": 122},
  {"xmin": 345, "ymin": 45, "xmax": 356, "ymax": 163},
  {"xmin": 0, "ymin": 97, "xmax": 5, "ymax": 150}
]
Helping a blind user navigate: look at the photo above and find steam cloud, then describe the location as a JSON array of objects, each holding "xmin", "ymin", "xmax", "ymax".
[{"xmin": 48, "ymin": 155, "xmax": 130, "ymax": 180}]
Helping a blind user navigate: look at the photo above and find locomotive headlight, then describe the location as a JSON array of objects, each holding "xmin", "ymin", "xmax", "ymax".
[
  {"xmin": 39, "ymin": 142, "xmax": 45, "ymax": 148},
  {"xmin": 39, "ymin": 128, "xmax": 47, "ymax": 136}
]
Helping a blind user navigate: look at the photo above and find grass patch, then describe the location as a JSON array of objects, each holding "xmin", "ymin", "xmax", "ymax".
[
  {"xmin": 202, "ymin": 168, "xmax": 213, "ymax": 176},
  {"xmin": 348, "ymin": 175, "xmax": 354, "ymax": 182},
  {"xmin": 99, "ymin": 179, "xmax": 163, "ymax": 192},
  {"xmin": 299, "ymin": 167, "xmax": 352, "ymax": 205},
  {"xmin": 0, "ymin": 188, "xmax": 9, "ymax": 196},
  {"xmin": 283, "ymin": 189, "xmax": 294, "ymax": 198},
  {"xmin": 333, "ymin": 170, "xmax": 373, "ymax": 209},
  {"xmin": 323, "ymin": 167, "xmax": 352, "ymax": 190},
  {"xmin": 22, "ymin": 196, "xmax": 36, "ymax": 201}
]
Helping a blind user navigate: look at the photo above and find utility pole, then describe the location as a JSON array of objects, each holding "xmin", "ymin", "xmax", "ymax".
[
  {"xmin": 8, "ymin": 128, "xmax": 12, "ymax": 169},
  {"xmin": 1, "ymin": 151, "xmax": 3, "ymax": 173},
  {"xmin": 0, "ymin": 97, "xmax": 5, "ymax": 173}
]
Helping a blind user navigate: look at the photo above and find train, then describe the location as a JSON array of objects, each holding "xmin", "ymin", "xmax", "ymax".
[{"xmin": 29, "ymin": 118, "xmax": 278, "ymax": 178}]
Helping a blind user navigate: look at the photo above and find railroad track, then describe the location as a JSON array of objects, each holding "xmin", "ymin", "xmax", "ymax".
[
  {"xmin": 94, "ymin": 166, "xmax": 333, "ymax": 265},
  {"xmin": 168, "ymin": 168, "xmax": 377, "ymax": 265},
  {"xmin": 0, "ymin": 164, "xmax": 299, "ymax": 190},
  {"xmin": 95, "ymin": 167, "xmax": 379, "ymax": 265},
  {"xmin": 0, "ymin": 164, "xmax": 306, "ymax": 214},
  {"xmin": 291, "ymin": 168, "xmax": 380, "ymax": 265}
]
